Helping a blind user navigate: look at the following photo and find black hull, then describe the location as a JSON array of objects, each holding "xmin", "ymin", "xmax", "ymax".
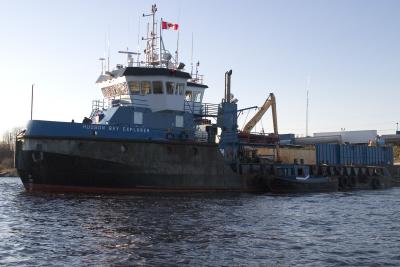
[
  {"xmin": 16, "ymin": 137, "xmax": 254, "ymax": 193},
  {"xmin": 268, "ymin": 177, "xmax": 339, "ymax": 194},
  {"xmin": 337, "ymin": 175, "xmax": 392, "ymax": 191}
]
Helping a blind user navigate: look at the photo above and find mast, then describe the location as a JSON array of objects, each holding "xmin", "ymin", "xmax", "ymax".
[
  {"xmin": 136, "ymin": 15, "xmax": 141, "ymax": 66},
  {"xmin": 175, "ymin": 6, "xmax": 181, "ymax": 67},
  {"xmin": 143, "ymin": 4, "xmax": 159, "ymax": 66}
]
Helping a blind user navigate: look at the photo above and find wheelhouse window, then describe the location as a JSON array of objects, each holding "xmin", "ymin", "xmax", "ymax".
[
  {"xmin": 185, "ymin": 90, "xmax": 192, "ymax": 101},
  {"xmin": 193, "ymin": 91, "xmax": 201, "ymax": 102},
  {"xmin": 134, "ymin": 112, "xmax": 143, "ymax": 124},
  {"xmin": 166, "ymin": 82, "xmax": 175, "ymax": 95},
  {"xmin": 141, "ymin": 81, "xmax": 151, "ymax": 95},
  {"xmin": 152, "ymin": 81, "xmax": 163, "ymax": 94},
  {"xmin": 129, "ymin": 81, "xmax": 140, "ymax": 95},
  {"xmin": 176, "ymin": 83, "xmax": 185, "ymax": 95}
]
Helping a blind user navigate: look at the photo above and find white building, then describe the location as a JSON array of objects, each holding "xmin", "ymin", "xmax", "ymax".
[{"xmin": 313, "ymin": 130, "xmax": 377, "ymax": 144}]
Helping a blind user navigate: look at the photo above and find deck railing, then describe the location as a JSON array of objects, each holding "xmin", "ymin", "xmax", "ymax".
[{"xmin": 184, "ymin": 101, "xmax": 220, "ymax": 117}]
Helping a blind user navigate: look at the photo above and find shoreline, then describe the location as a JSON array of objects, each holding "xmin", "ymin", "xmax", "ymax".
[{"xmin": 0, "ymin": 168, "xmax": 18, "ymax": 177}]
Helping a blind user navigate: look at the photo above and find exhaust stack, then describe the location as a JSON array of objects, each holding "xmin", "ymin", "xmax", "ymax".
[{"xmin": 224, "ymin": 70, "xmax": 232, "ymax": 102}]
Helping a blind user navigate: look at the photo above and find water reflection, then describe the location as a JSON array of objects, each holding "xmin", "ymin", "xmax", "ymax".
[{"xmin": 1, "ymin": 178, "xmax": 400, "ymax": 266}]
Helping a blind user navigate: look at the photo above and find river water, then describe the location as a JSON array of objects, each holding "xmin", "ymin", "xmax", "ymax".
[{"xmin": 1, "ymin": 177, "xmax": 400, "ymax": 266}]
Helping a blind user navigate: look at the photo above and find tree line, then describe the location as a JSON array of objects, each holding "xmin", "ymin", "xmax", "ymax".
[{"xmin": 0, "ymin": 127, "xmax": 23, "ymax": 169}]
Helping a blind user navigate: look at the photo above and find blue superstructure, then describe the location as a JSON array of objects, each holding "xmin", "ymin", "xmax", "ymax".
[{"xmin": 21, "ymin": 3, "xmax": 244, "ymax": 154}]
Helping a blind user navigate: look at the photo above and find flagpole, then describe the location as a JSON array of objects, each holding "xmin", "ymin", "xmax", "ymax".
[
  {"xmin": 176, "ymin": 4, "xmax": 181, "ymax": 68},
  {"xmin": 160, "ymin": 18, "xmax": 162, "ymax": 67},
  {"xmin": 176, "ymin": 28, "xmax": 180, "ymax": 66}
]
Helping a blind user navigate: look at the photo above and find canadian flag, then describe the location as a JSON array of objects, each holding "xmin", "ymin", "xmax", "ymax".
[{"xmin": 162, "ymin": 21, "xmax": 179, "ymax": 30}]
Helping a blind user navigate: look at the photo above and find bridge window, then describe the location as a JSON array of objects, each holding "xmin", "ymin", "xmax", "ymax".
[
  {"xmin": 152, "ymin": 81, "xmax": 163, "ymax": 94},
  {"xmin": 166, "ymin": 82, "xmax": 175, "ymax": 95},
  {"xmin": 176, "ymin": 83, "xmax": 185, "ymax": 95},
  {"xmin": 141, "ymin": 81, "xmax": 151, "ymax": 95},
  {"xmin": 129, "ymin": 81, "xmax": 140, "ymax": 95},
  {"xmin": 193, "ymin": 92, "xmax": 201, "ymax": 102},
  {"xmin": 185, "ymin": 90, "xmax": 192, "ymax": 101}
]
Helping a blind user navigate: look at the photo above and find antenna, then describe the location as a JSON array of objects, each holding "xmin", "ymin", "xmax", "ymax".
[
  {"xmin": 99, "ymin": 57, "xmax": 105, "ymax": 74},
  {"xmin": 190, "ymin": 32, "xmax": 194, "ymax": 76},
  {"xmin": 137, "ymin": 15, "xmax": 141, "ymax": 66},
  {"xmin": 305, "ymin": 76, "xmax": 311, "ymax": 137},
  {"xmin": 118, "ymin": 50, "xmax": 140, "ymax": 67},
  {"xmin": 306, "ymin": 90, "xmax": 309, "ymax": 137},
  {"xmin": 30, "ymin": 83, "xmax": 34, "ymax": 120},
  {"xmin": 196, "ymin": 61, "xmax": 200, "ymax": 81},
  {"xmin": 107, "ymin": 30, "xmax": 111, "ymax": 72}
]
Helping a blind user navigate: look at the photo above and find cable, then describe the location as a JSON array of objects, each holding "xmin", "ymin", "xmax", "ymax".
[{"xmin": 241, "ymin": 109, "xmax": 251, "ymax": 131}]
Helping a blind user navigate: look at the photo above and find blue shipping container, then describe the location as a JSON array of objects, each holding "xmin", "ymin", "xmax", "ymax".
[{"xmin": 315, "ymin": 144, "xmax": 393, "ymax": 166}]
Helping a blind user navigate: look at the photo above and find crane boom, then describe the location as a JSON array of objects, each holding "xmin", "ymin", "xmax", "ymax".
[{"xmin": 242, "ymin": 93, "xmax": 278, "ymax": 135}]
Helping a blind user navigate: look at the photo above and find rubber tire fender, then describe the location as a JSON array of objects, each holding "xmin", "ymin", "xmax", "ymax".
[
  {"xmin": 371, "ymin": 178, "xmax": 381, "ymax": 189},
  {"xmin": 339, "ymin": 176, "xmax": 349, "ymax": 189}
]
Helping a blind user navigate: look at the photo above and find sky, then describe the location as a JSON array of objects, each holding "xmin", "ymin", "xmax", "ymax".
[{"xmin": 0, "ymin": 0, "xmax": 399, "ymax": 137}]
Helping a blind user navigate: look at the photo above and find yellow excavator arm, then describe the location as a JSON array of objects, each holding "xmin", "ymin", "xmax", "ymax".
[
  {"xmin": 242, "ymin": 93, "xmax": 278, "ymax": 135},
  {"xmin": 242, "ymin": 92, "xmax": 280, "ymax": 162}
]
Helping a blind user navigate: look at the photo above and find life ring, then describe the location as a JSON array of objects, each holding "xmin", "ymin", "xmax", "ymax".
[
  {"xmin": 371, "ymin": 178, "xmax": 381, "ymax": 189},
  {"xmin": 32, "ymin": 151, "xmax": 43, "ymax": 162}
]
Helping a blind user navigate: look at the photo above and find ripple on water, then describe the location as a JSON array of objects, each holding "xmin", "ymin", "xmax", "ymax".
[{"xmin": 1, "ymin": 178, "xmax": 400, "ymax": 266}]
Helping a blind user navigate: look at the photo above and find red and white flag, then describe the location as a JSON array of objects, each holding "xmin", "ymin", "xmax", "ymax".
[{"xmin": 162, "ymin": 21, "xmax": 179, "ymax": 30}]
